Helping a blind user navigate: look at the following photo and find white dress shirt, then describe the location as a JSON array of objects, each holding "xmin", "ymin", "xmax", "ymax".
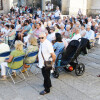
[
  {"xmin": 71, "ymin": 34, "xmax": 81, "ymax": 41},
  {"xmin": 38, "ymin": 39, "xmax": 54, "ymax": 68}
]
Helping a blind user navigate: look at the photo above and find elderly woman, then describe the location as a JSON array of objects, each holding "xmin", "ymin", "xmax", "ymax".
[
  {"xmin": 24, "ymin": 37, "xmax": 38, "ymax": 64},
  {"xmin": 0, "ymin": 40, "xmax": 25, "ymax": 80},
  {"xmin": 22, "ymin": 37, "xmax": 38, "ymax": 71}
]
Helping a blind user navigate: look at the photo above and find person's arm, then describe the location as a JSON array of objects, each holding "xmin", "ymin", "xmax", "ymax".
[
  {"xmin": 21, "ymin": 30, "xmax": 27, "ymax": 34},
  {"xmin": 8, "ymin": 31, "xmax": 15, "ymax": 37},
  {"xmin": 5, "ymin": 55, "xmax": 13, "ymax": 63},
  {"xmin": 51, "ymin": 52, "xmax": 56, "ymax": 63}
]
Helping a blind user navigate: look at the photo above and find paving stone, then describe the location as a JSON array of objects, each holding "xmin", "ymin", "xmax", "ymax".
[{"xmin": 0, "ymin": 46, "xmax": 100, "ymax": 100}]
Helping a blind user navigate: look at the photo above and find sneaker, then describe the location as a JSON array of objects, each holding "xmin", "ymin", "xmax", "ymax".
[{"xmin": 39, "ymin": 90, "xmax": 49, "ymax": 95}]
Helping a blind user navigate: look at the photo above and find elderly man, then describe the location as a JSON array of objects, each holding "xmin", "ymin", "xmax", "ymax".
[
  {"xmin": 0, "ymin": 40, "xmax": 10, "ymax": 65},
  {"xmin": 38, "ymin": 33, "xmax": 56, "ymax": 95},
  {"xmin": 85, "ymin": 25, "xmax": 95, "ymax": 39},
  {"xmin": 84, "ymin": 25, "xmax": 95, "ymax": 46},
  {"xmin": 65, "ymin": 27, "xmax": 81, "ymax": 43},
  {"xmin": 71, "ymin": 27, "xmax": 81, "ymax": 41},
  {"xmin": 55, "ymin": 6, "xmax": 60, "ymax": 20}
]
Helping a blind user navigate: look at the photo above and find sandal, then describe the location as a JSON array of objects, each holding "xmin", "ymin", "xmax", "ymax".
[
  {"xmin": 12, "ymin": 72, "xmax": 16, "ymax": 77},
  {"xmin": 0, "ymin": 76, "xmax": 7, "ymax": 81},
  {"xmin": 22, "ymin": 68, "xmax": 27, "ymax": 73}
]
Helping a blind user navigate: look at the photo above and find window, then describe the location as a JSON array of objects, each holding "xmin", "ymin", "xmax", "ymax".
[{"xmin": 0, "ymin": 0, "xmax": 3, "ymax": 10}]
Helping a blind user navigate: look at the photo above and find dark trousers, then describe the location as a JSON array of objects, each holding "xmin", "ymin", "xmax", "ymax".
[{"xmin": 42, "ymin": 67, "xmax": 51, "ymax": 93}]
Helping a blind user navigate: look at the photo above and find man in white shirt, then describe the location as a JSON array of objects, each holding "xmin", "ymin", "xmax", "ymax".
[
  {"xmin": 71, "ymin": 28, "xmax": 81, "ymax": 41},
  {"xmin": 0, "ymin": 22, "xmax": 6, "ymax": 34},
  {"xmin": 65, "ymin": 28, "xmax": 81, "ymax": 43},
  {"xmin": 47, "ymin": 27, "xmax": 55, "ymax": 42},
  {"xmin": 84, "ymin": 25, "xmax": 95, "ymax": 46},
  {"xmin": 37, "ymin": 9, "xmax": 42, "ymax": 18},
  {"xmin": 84, "ymin": 25, "xmax": 95, "ymax": 40},
  {"xmin": 38, "ymin": 33, "xmax": 56, "ymax": 95},
  {"xmin": 14, "ymin": 6, "xmax": 19, "ymax": 13},
  {"xmin": 55, "ymin": 6, "xmax": 60, "ymax": 20}
]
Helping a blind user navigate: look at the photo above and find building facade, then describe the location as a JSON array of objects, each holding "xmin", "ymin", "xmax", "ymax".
[
  {"xmin": 0, "ymin": 0, "xmax": 100, "ymax": 16},
  {"xmin": 0, "ymin": 0, "xmax": 11, "ymax": 14}
]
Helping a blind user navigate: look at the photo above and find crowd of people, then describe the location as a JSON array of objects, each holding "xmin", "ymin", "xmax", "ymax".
[{"xmin": 0, "ymin": 5, "xmax": 100, "ymax": 95}]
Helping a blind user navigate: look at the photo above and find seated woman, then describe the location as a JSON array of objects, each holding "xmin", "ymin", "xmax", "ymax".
[
  {"xmin": 53, "ymin": 33, "xmax": 64, "ymax": 57},
  {"xmin": 5, "ymin": 25, "xmax": 16, "ymax": 44},
  {"xmin": 22, "ymin": 37, "xmax": 38, "ymax": 71},
  {"xmin": 0, "ymin": 40, "xmax": 25, "ymax": 80}
]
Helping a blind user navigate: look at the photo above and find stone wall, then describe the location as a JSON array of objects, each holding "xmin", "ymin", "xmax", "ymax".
[
  {"xmin": 87, "ymin": 0, "xmax": 100, "ymax": 16},
  {"xmin": 26, "ymin": 0, "xmax": 42, "ymax": 7},
  {"xmin": 0, "ymin": 0, "xmax": 10, "ymax": 14},
  {"xmin": 61, "ymin": 0, "xmax": 70, "ymax": 15}
]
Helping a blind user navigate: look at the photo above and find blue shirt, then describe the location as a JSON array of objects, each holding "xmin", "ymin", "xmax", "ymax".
[
  {"xmin": 24, "ymin": 25, "xmax": 31, "ymax": 35},
  {"xmin": 53, "ymin": 42, "xmax": 64, "ymax": 57}
]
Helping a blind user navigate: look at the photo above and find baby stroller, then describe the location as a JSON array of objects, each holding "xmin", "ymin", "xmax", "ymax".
[{"xmin": 52, "ymin": 38, "xmax": 90, "ymax": 78}]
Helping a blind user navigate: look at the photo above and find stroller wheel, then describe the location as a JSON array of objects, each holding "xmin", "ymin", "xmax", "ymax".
[
  {"xmin": 52, "ymin": 71, "xmax": 59, "ymax": 78},
  {"xmin": 75, "ymin": 63, "xmax": 85, "ymax": 76}
]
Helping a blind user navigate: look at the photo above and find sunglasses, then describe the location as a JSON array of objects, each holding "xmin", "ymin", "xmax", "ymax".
[{"xmin": 39, "ymin": 37, "xmax": 44, "ymax": 39}]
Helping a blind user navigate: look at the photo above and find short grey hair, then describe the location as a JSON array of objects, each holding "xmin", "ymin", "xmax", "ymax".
[
  {"xmin": 66, "ymin": 25, "xmax": 71, "ymax": 28},
  {"xmin": 39, "ymin": 32, "xmax": 46, "ymax": 37},
  {"xmin": 87, "ymin": 25, "xmax": 91, "ymax": 29}
]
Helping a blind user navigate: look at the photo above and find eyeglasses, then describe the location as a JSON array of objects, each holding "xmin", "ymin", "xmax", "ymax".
[{"xmin": 39, "ymin": 37, "xmax": 44, "ymax": 39}]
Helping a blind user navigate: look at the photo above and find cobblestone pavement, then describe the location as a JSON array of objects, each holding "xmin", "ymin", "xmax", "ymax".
[{"xmin": 0, "ymin": 45, "xmax": 100, "ymax": 100}]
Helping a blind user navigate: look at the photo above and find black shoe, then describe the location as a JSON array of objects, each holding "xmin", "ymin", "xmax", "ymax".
[{"xmin": 39, "ymin": 90, "xmax": 49, "ymax": 95}]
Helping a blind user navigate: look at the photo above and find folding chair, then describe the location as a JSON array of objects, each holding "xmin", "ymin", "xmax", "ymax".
[
  {"xmin": 8, "ymin": 33, "xmax": 17, "ymax": 48},
  {"xmin": 0, "ymin": 51, "xmax": 11, "ymax": 57},
  {"xmin": 7, "ymin": 55, "xmax": 25, "ymax": 84},
  {"xmin": 24, "ymin": 51, "xmax": 39, "ymax": 76},
  {"xmin": 0, "ymin": 51, "xmax": 11, "ymax": 69}
]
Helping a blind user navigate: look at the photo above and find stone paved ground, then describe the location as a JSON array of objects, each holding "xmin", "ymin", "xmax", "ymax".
[{"xmin": 0, "ymin": 45, "xmax": 100, "ymax": 100}]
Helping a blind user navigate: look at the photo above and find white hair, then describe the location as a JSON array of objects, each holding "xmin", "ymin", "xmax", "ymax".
[
  {"xmin": 87, "ymin": 25, "xmax": 91, "ymax": 28},
  {"xmin": 39, "ymin": 32, "xmax": 46, "ymax": 37},
  {"xmin": 66, "ymin": 25, "xmax": 71, "ymax": 28}
]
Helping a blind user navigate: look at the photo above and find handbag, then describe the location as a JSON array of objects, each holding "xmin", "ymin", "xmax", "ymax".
[{"xmin": 41, "ymin": 46, "xmax": 53, "ymax": 70}]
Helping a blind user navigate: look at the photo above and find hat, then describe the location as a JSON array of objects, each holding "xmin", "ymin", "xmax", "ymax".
[{"xmin": 50, "ymin": 27, "xmax": 55, "ymax": 31}]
